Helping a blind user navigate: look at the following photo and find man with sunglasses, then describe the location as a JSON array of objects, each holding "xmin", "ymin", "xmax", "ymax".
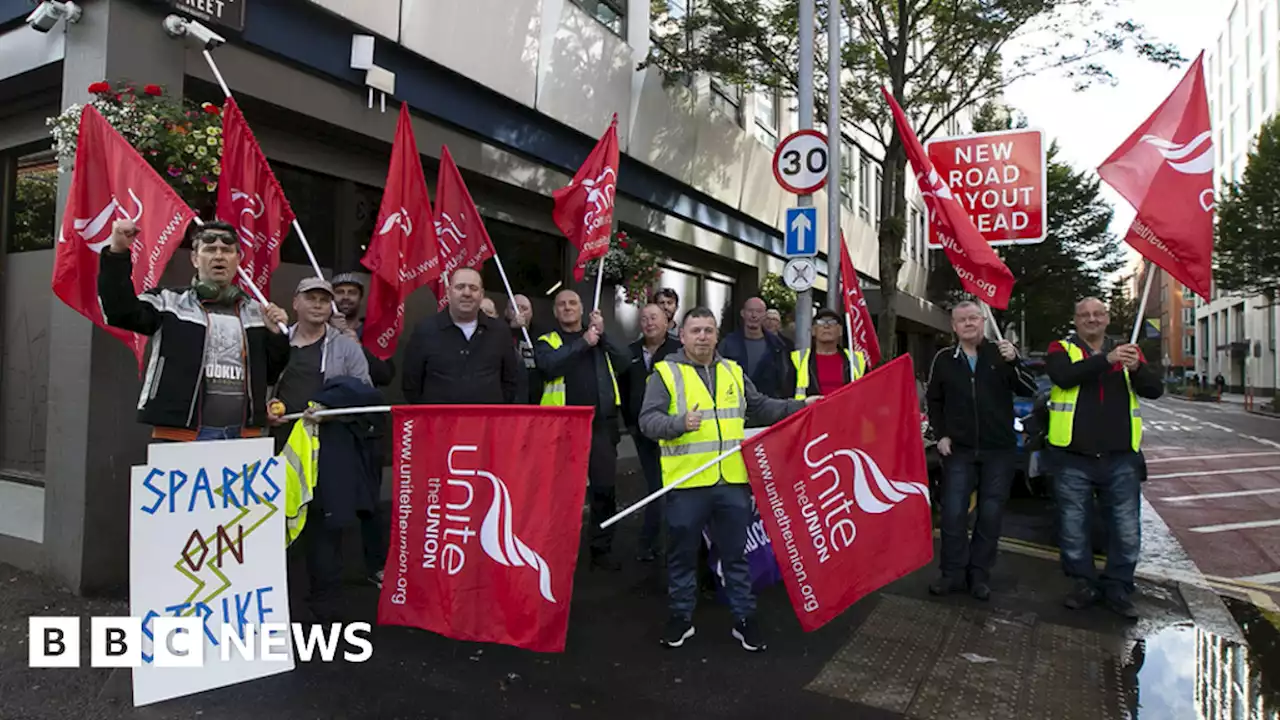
[
  {"xmin": 98, "ymin": 218, "xmax": 291, "ymax": 442},
  {"xmin": 785, "ymin": 308, "xmax": 867, "ymax": 399}
]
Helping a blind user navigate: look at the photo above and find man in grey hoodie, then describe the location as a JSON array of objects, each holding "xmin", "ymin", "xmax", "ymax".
[{"xmin": 640, "ymin": 307, "xmax": 819, "ymax": 653}]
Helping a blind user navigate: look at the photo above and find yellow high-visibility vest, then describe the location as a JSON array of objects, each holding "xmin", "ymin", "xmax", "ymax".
[
  {"xmin": 790, "ymin": 348, "xmax": 867, "ymax": 399},
  {"xmin": 653, "ymin": 359, "xmax": 749, "ymax": 489},
  {"xmin": 537, "ymin": 331, "xmax": 621, "ymax": 407},
  {"xmin": 1047, "ymin": 340, "xmax": 1143, "ymax": 451},
  {"xmin": 281, "ymin": 415, "xmax": 319, "ymax": 547}
]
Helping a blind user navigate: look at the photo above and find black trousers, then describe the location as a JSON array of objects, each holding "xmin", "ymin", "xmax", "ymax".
[{"xmin": 588, "ymin": 420, "xmax": 619, "ymax": 556}]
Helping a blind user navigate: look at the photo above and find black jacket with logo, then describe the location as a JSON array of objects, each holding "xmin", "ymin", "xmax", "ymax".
[
  {"xmin": 926, "ymin": 341, "xmax": 1038, "ymax": 451},
  {"xmin": 97, "ymin": 249, "xmax": 291, "ymax": 431}
]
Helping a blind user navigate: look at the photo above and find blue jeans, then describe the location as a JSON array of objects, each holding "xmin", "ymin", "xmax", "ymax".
[
  {"xmin": 939, "ymin": 447, "xmax": 1015, "ymax": 584},
  {"xmin": 633, "ymin": 432, "xmax": 664, "ymax": 552},
  {"xmin": 667, "ymin": 484, "xmax": 753, "ymax": 621},
  {"xmin": 1051, "ymin": 449, "xmax": 1143, "ymax": 596},
  {"xmin": 195, "ymin": 425, "xmax": 243, "ymax": 441}
]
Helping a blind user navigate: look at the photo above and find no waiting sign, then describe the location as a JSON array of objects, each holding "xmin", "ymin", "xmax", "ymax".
[{"xmin": 924, "ymin": 128, "xmax": 1045, "ymax": 248}]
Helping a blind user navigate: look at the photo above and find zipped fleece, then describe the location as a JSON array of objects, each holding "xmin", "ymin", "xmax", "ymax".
[
  {"xmin": 926, "ymin": 341, "xmax": 1038, "ymax": 451},
  {"xmin": 98, "ymin": 249, "xmax": 291, "ymax": 430},
  {"xmin": 638, "ymin": 349, "xmax": 805, "ymax": 454}
]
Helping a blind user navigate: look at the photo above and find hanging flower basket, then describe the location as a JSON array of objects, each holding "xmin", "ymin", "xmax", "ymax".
[
  {"xmin": 47, "ymin": 80, "xmax": 224, "ymax": 208},
  {"xmin": 582, "ymin": 230, "xmax": 668, "ymax": 306}
]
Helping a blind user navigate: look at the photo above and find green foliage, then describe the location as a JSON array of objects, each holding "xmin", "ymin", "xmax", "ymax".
[
  {"xmin": 9, "ymin": 165, "xmax": 57, "ymax": 252},
  {"xmin": 1215, "ymin": 113, "xmax": 1280, "ymax": 302},
  {"xmin": 929, "ymin": 138, "xmax": 1126, "ymax": 351},
  {"xmin": 644, "ymin": 0, "xmax": 1181, "ymax": 354},
  {"xmin": 759, "ymin": 272, "xmax": 796, "ymax": 316}
]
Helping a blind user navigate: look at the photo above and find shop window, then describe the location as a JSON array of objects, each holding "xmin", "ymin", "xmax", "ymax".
[
  {"xmin": 6, "ymin": 151, "xmax": 57, "ymax": 253},
  {"xmin": 273, "ymin": 162, "xmax": 338, "ymax": 269}
]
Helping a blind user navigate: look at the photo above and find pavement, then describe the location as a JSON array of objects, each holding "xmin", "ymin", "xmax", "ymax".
[{"xmin": 3, "ymin": 396, "xmax": 1280, "ymax": 719}]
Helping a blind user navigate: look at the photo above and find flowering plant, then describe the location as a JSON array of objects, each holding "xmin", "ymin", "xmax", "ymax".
[
  {"xmin": 582, "ymin": 230, "xmax": 668, "ymax": 306},
  {"xmin": 47, "ymin": 81, "xmax": 225, "ymax": 207}
]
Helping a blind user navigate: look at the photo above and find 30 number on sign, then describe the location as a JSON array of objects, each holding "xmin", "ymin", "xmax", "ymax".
[{"xmin": 773, "ymin": 130, "xmax": 829, "ymax": 194}]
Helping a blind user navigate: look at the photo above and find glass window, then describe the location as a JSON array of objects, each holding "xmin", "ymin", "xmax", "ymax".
[
  {"xmin": 6, "ymin": 151, "xmax": 57, "ymax": 253},
  {"xmin": 273, "ymin": 162, "xmax": 338, "ymax": 270},
  {"xmin": 858, "ymin": 155, "xmax": 871, "ymax": 220},
  {"xmin": 1262, "ymin": 6, "xmax": 1269, "ymax": 49},
  {"xmin": 570, "ymin": 0, "xmax": 627, "ymax": 36},
  {"xmin": 1262, "ymin": 65, "xmax": 1270, "ymax": 115},
  {"xmin": 710, "ymin": 76, "xmax": 742, "ymax": 124},
  {"xmin": 874, "ymin": 167, "xmax": 883, "ymax": 225},
  {"xmin": 840, "ymin": 139, "xmax": 854, "ymax": 210},
  {"xmin": 1246, "ymin": 30, "xmax": 1252, "ymax": 75},
  {"xmin": 753, "ymin": 90, "xmax": 779, "ymax": 148}
]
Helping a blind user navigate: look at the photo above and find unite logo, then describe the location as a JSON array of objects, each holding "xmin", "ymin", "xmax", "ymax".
[
  {"xmin": 434, "ymin": 211, "xmax": 467, "ymax": 255},
  {"xmin": 229, "ymin": 189, "xmax": 267, "ymax": 252},
  {"xmin": 916, "ymin": 168, "xmax": 954, "ymax": 202},
  {"xmin": 1139, "ymin": 131, "xmax": 1215, "ymax": 212},
  {"xmin": 582, "ymin": 167, "xmax": 617, "ymax": 230},
  {"xmin": 62, "ymin": 189, "xmax": 144, "ymax": 252},
  {"xmin": 379, "ymin": 207, "xmax": 414, "ymax": 238}
]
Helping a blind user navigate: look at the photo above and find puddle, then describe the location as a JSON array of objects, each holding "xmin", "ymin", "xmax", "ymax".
[{"xmin": 1124, "ymin": 600, "xmax": 1280, "ymax": 719}]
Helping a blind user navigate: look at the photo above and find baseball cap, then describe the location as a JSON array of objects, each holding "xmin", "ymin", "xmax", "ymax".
[
  {"xmin": 295, "ymin": 277, "xmax": 335, "ymax": 296},
  {"xmin": 331, "ymin": 272, "xmax": 364, "ymax": 290}
]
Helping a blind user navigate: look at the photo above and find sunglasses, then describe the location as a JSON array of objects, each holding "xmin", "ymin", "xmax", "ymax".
[{"xmin": 815, "ymin": 318, "xmax": 841, "ymax": 326}]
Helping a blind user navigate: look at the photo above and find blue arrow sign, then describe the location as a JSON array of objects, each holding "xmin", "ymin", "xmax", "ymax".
[{"xmin": 784, "ymin": 207, "xmax": 817, "ymax": 257}]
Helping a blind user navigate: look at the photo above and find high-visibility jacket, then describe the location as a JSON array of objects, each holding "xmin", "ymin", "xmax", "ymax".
[
  {"xmin": 538, "ymin": 331, "xmax": 621, "ymax": 407},
  {"xmin": 790, "ymin": 348, "xmax": 867, "ymax": 399},
  {"xmin": 1047, "ymin": 340, "xmax": 1143, "ymax": 452},
  {"xmin": 281, "ymin": 415, "xmax": 319, "ymax": 547},
  {"xmin": 652, "ymin": 359, "xmax": 749, "ymax": 489}
]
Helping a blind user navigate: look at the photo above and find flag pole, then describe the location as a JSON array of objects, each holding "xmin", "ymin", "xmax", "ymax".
[
  {"xmin": 599, "ymin": 446, "xmax": 743, "ymax": 529},
  {"xmin": 980, "ymin": 302, "xmax": 1005, "ymax": 343},
  {"xmin": 280, "ymin": 405, "xmax": 393, "ymax": 422},
  {"xmin": 191, "ymin": 217, "xmax": 288, "ymax": 333},
  {"xmin": 592, "ymin": 261, "xmax": 606, "ymax": 312},
  {"xmin": 1130, "ymin": 259, "xmax": 1155, "ymax": 345},
  {"xmin": 200, "ymin": 49, "xmax": 338, "ymax": 316},
  {"xmin": 493, "ymin": 251, "xmax": 533, "ymax": 347}
]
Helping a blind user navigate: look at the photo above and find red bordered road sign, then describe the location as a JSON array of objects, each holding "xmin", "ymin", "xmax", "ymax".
[
  {"xmin": 924, "ymin": 128, "xmax": 1046, "ymax": 248},
  {"xmin": 773, "ymin": 129, "xmax": 830, "ymax": 194}
]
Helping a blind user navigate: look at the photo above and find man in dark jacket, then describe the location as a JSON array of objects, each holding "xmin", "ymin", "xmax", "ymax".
[
  {"xmin": 98, "ymin": 219, "xmax": 290, "ymax": 442},
  {"xmin": 719, "ymin": 297, "xmax": 790, "ymax": 400},
  {"xmin": 1046, "ymin": 297, "xmax": 1163, "ymax": 620},
  {"xmin": 506, "ymin": 293, "xmax": 543, "ymax": 404},
  {"xmin": 623, "ymin": 303, "xmax": 681, "ymax": 561},
  {"xmin": 926, "ymin": 301, "xmax": 1037, "ymax": 601},
  {"xmin": 401, "ymin": 268, "xmax": 519, "ymax": 404},
  {"xmin": 330, "ymin": 272, "xmax": 395, "ymax": 387},
  {"xmin": 535, "ymin": 289, "xmax": 631, "ymax": 570}
]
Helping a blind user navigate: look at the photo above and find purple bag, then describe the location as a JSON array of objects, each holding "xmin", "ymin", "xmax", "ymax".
[{"xmin": 704, "ymin": 497, "xmax": 782, "ymax": 599}]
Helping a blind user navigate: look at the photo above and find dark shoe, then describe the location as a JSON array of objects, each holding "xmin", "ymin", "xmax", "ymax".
[
  {"xmin": 591, "ymin": 553, "xmax": 621, "ymax": 572},
  {"xmin": 661, "ymin": 615, "xmax": 695, "ymax": 648},
  {"xmin": 732, "ymin": 618, "xmax": 767, "ymax": 652},
  {"xmin": 928, "ymin": 575, "xmax": 964, "ymax": 596},
  {"xmin": 969, "ymin": 582, "xmax": 991, "ymax": 601},
  {"xmin": 1064, "ymin": 581, "xmax": 1101, "ymax": 610},
  {"xmin": 1105, "ymin": 592, "xmax": 1140, "ymax": 621}
]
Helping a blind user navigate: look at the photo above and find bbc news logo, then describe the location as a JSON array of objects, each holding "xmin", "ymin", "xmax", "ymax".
[{"xmin": 29, "ymin": 617, "xmax": 373, "ymax": 667}]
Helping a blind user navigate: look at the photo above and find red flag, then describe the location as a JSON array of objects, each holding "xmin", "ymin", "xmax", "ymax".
[
  {"xmin": 429, "ymin": 146, "xmax": 496, "ymax": 310},
  {"xmin": 215, "ymin": 97, "xmax": 296, "ymax": 297},
  {"xmin": 377, "ymin": 405, "xmax": 594, "ymax": 652},
  {"xmin": 839, "ymin": 233, "xmax": 882, "ymax": 367},
  {"xmin": 881, "ymin": 89, "xmax": 1016, "ymax": 309},
  {"xmin": 52, "ymin": 105, "xmax": 197, "ymax": 372},
  {"xmin": 1098, "ymin": 53, "xmax": 1214, "ymax": 300},
  {"xmin": 742, "ymin": 355, "xmax": 933, "ymax": 631},
  {"xmin": 361, "ymin": 104, "xmax": 440, "ymax": 360},
  {"xmin": 553, "ymin": 115, "xmax": 619, "ymax": 281}
]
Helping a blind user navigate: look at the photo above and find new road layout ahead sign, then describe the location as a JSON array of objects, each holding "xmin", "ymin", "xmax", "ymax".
[
  {"xmin": 925, "ymin": 128, "xmax": 1045, "ymax": 248},
  {"xmin": 784, "ymin": 207, "xmax": 818, "ymax": 257}
]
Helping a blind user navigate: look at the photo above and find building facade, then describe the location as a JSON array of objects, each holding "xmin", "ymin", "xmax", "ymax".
[
  {"xmin": 0, "ymin": 0, "xmax": 954, "ymax": 592},
  {"xmin": 1199, "ymin": 0, "xmax": 1280, "ymax": 395}
]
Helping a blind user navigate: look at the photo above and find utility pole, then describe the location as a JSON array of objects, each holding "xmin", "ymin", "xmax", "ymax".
[
  {"xmin": 826, "ymin": 0, "xmax": 841, "ymax": 312},
  {"xmin": 795, "ymin": 0, "xmax": 815, "ymax": 352}
]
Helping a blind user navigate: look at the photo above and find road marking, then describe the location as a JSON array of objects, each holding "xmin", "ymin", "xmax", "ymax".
[
  {"xmin": 1162, "ymin": 488, "xmax": 1280, "ymax": 503},
  {"xmin": 1147, "ymin": 451, "xmax": 1280, "ymax": 464},
  {"xmin": 1236, "ymin": 572, "xmax": 1280, "ymax": 586},
  {"xmin": 1148, "ymin": 465, "xmax": 1280, "ymax": 480},
  {"xmin": 1190, "ymin": 518, "xmax": 1280, "ymax": 533}
]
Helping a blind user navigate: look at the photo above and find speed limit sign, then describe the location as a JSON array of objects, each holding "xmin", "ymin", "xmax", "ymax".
[{"xmin": 772, "ymin": 129, "xmax": 829, "ymax": 194}]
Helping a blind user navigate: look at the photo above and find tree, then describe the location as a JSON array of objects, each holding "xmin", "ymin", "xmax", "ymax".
[
  {"xmin": 1215, "ymin": 113, "xmax": 1280, "ymax": 303},
  {"xmin": 646, "ymin": 0, "xmax": 1181, "ymax": 356},
  {"xmin": 928, "ymin": 103, "xmax": 1126, "ymax": 351}
]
